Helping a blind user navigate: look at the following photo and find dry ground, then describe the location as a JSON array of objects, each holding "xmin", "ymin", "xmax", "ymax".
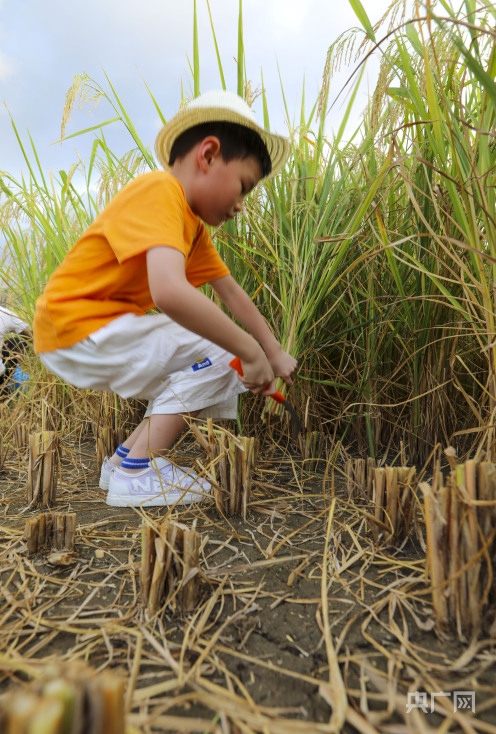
[{"xmin": 1, "ymin": 429, "xmax": 495, "ymax": 733}]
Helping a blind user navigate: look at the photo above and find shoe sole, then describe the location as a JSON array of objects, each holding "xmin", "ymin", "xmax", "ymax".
[{"xmin": 105, "ymin": 492, "xmax": 203, "ymax": 507}]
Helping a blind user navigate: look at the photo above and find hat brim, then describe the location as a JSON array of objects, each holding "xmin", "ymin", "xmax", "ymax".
[{"xmin": 154, "ymin": 106, "xmax": 290, "ymax": 181}]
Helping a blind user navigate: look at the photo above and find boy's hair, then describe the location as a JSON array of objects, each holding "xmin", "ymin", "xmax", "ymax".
[{"xmin": 169, "ymin": 121, "xmax": 272, "ymax": 178}]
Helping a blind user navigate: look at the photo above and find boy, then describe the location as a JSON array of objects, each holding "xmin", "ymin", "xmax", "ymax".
[{"xmin": 33, "ymin": 90, "xmax": 297, "ymax": 507}]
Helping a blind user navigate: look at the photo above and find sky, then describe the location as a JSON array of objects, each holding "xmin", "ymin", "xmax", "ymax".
[{"xmin": 0, "ymin": 0, "xmax": 398, "ymax": 181}]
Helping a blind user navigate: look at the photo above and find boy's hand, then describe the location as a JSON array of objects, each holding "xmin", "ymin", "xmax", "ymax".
[
  {"xmin": 266, "ymin": 347, "xmax": 298, "ymax": 387},
  {"xmin": 238, "ymin": 350, "xmax": 276, "ymax": 395},
  {"xmin": 209, "ymin": 275, "xmax": 298, "ymax": 391}
]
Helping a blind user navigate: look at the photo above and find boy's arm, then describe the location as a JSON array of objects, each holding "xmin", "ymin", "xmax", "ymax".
[
  {"xmin": 210, "ymin": 274, "xmax": 297, "ymax": 386},
  {"xmin": 147, "ymin": 247, "xmax": 276, "ymax": 394}
]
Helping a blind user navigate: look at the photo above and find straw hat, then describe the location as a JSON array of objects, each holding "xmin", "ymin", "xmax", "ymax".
[{"xmin": 154, "ymin": 90, "xmax": 290, "ymax": 179}]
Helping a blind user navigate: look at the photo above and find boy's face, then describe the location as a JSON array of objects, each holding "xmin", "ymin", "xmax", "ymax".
[{"xmin": 194, "ymin": 151, "xmax": 262, "ymax": 226}]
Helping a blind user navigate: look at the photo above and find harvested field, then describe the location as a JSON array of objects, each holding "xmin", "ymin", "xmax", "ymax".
[{"xmin": 1, "ymin": 418, "xmax": 495, "ymax": 733}]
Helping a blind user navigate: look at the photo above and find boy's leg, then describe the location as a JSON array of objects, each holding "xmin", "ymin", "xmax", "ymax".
[
  {"xmin": 108, "ymin": 412, "xmax": 201, "ymax": 470},
  {"xmin": 99, "ymin": 411, "xmax": 201, "ymax": 490},
  {"xmin": 126, "ymin": 412, "xmax": 200, "ymax": 459},
  {"xmin": 106, "ymin": 409, "xmax": 210, "ymax": 508},
  {"xmin": 40, "ymin": 312, "xmax": 245, "ymax": 502}
]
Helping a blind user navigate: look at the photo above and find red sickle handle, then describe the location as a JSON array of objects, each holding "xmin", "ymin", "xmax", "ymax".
[{"xmin": 229, "ymin": 357, "xmax": 285, "ymax": 404}]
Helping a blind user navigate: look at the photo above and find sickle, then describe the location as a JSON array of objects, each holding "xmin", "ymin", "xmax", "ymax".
[{"xmin": 229, "ymin": 357, "xmax": 301, "ymax": 439}]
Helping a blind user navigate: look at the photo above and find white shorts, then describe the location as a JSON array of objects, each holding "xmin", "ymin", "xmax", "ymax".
[{"xmin": 40, "ymin": 313, "xmax": 247, "ymax": 419}]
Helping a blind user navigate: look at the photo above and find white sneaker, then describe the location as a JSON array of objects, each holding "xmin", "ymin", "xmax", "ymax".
[
  {"xmin": 106, "ymin": 456, "xmax": 210, "ymax": 507},
  {"xmin": 99, "ymin": 457, "xmax": 115, "ymax": 490}
]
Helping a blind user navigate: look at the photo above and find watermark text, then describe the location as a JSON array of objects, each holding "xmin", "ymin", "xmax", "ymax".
[{"xmin": 406, "ymin": 691, "xmax": 475, "ymax": 714}]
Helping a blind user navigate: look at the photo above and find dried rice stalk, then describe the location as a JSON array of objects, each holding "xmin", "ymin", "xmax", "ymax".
[
  {"xmin": 373, "ymin": 467, "xmax": 386, "ymax": 535},
  {"xmin": 93, "ymin": 392, "xmax": 127, "ymax": 466},
  {"xmin": 12, "ymin": 422, "xmax": 29, "ymax": 451},
  {"xmin": 346, "ymin": 458, "xmax": 418, "ymax": 542},
  {"xmin": 26, "ymin": 431, "xmax": 60, "ymax": 508},
  {"xmin": 421, "ymin": 450, "xmax": 496, "ymax": 638},
  {"xmin": 0, "ymin": 662, "xmax": 126, "ymax": 734},
  {"xmin": 140, "ymin": 518, "xmax": 200, "ymax": 615},
  {"xmin": 95, "ymin": 425, "xmax": 125, "ymax": 468},
  {"xmin": 23, "ymin": 512, "xmax": 77, "ymax": 555},
  {"xmin": 0, "ymin": 435, "xmax": 9, "ymax": 472},
  {"xmin": 420, "ymin": 479, "xmax": 449, "ymax": 632},
  {"xmin": 2, "ymin": 692, "xmax": 39, "ymax": 733},
  {"xmin": 26, "ymin": 698, "xmax": 64, "ymax": 733},
  {"xmin": 464, "ymin": 459, "xmax": 481, "ymax": 630},
  {"xmin": 345, "ymin": 458, "xmax": 368, "ymax": 500},
  {"xmin": 139, "ymin": 522, "xmax": 156, "ymax": 603},
  {"xmin": 385, "ymin": 466, "xmax": 399, "ymax": 533},
  {"xmin": 190, "ymin": 419, "xmax": 258, "ymax": 518},
  {"xmin": 96, "ymin": 426, "xmax": 115, "ymax": 468}
]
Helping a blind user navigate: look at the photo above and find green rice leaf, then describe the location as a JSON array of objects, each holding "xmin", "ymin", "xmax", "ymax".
[
  {"xmin": 193, "ymin": 0, "xmax": 200, "ymax": 97},
  {"xmin": 237, "ymin": 0, "xmax": 244, "ymax": 97},
  {"xmin": 51, "ymin": 117, "xmax": 122, "ymax": 143},
  {"xmin": 405, "ymin": 22, "xmax": 423, "ymax": 56},
  {"xmin": 142, "ymin": 78, "xmax": 167, "ymax": 125},
  {"xmin": 206, "ymin": 0, "xmax": 226, "ymax": 90},
  {"xmin": 261, "ymin": 69, "xmax": 270, "ymax": 129},
  {"xmin": 348, "ymin": 0, "xmax": 376, "ymax": 41}
]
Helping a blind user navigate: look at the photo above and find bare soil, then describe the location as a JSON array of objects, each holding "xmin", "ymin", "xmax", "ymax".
[{"xmin": 1, "ymin": 433, "xmax": 495, "ymax": 733}]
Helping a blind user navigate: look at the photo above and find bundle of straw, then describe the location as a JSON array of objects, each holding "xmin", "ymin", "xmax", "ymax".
[
  {"xmin": 26, "ymin": 431, "xmax": 60, "ymax": 508},
  {"xmin": 345, "ymin": 458, "xmax": 418, "ymax": 542},
  {"xmin": 140, "ymin": 518, "xmax": 200, "ymax": 615},
  {"xmin": 190, "ymin": 418, "xmax": 258, "ymax": 518},
  {"xmin": 0, "ymin": 662, "xmax": 126, "ymax": 734},
  {"xmin": 23, "ymin": 511, "xmax": 77, "ymax": 555},
  {"xmin": 420, "ymin": 448, "xmax": 496, "ymax": 638}
]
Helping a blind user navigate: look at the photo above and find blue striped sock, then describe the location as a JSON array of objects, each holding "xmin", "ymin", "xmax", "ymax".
[
  {"xmin": 115, "ymin": 444, "xmax": 130, "ymax": 458},
  {"xmin": 121, "ymin": 457, "xmax": 150, "ymax": 470}
]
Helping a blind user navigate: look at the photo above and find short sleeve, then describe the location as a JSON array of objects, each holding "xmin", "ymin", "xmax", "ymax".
[
  {"xmin": 185, "ymin": 222, "xmax": 230, "ymax": 287},
  {"xmin": 97, "ymin": 175, "xmax": 191, "ymax": 264}
]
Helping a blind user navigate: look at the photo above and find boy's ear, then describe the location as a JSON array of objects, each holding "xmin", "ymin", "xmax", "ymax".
[{"xmin": 197, "ymin": 136, "xmax": 222, "ymax": 173}]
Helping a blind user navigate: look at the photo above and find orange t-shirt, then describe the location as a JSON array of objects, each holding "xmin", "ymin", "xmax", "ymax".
[{"xmin": 33, "ymin": 171, "xmax": 229, "ymax": 352}]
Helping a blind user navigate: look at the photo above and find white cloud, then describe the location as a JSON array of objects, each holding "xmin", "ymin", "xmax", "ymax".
[{"xmin": 0, "ymin": 0, "xmax": 402, "ymax": 176}]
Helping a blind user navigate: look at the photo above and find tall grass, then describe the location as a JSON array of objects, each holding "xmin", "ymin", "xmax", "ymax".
[
  {"xmin": 213, "ymin": 0, "xmax": 496, "ymax": 461},
  {"xmin": 1, "ymin": 0, "xmax": 495, "ymax": 463},
  {"xmin": 349, "ymin": 0, "xmax": 496, "ymax": 460}
]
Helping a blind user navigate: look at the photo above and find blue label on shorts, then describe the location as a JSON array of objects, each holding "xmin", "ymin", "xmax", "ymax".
[{"xmin": 192, "ymin": 358, "xmax": 212, "ymax": 372}]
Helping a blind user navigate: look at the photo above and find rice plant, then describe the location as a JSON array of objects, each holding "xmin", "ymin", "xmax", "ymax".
[{"xmin": 343, "ymin": 0, "xmax": 496, "ymax": 460}]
